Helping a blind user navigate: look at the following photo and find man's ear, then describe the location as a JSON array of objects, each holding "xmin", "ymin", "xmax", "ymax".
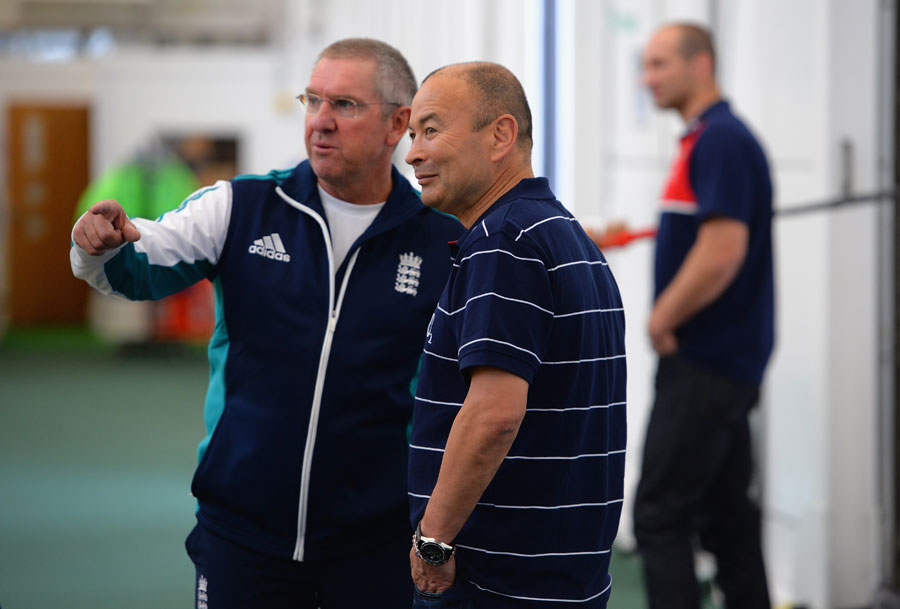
[
  {"xmin": 386, "ymin": 106, "xmax": 412, "ymax": 147},
  {"xmin": 488, "ymin": 114, "xmax": 518, "ymax": 163},
  {"xmin": 691, "ymin": 52, "xmax": 714, "ymax": 82}
]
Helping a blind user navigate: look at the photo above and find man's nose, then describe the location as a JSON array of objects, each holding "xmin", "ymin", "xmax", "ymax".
[
  {"xmin": 309, "ymin": 102, "xmax": 337, "ymax": 131},
  {"xmin": 405, "ymin": 137, "xmax": 423, "ymax": 166}
]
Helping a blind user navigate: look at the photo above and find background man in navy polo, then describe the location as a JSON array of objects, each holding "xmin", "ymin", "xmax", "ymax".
[
  {"xmin": 632, "ymin": 23, "xmax": 774, "ymax": 609},
  {"xmin": 405, "ymin": 62, "xmax": 627, "ymax": 608},
  {"xmin": 70, "ymin": 38, "xmax": 461, "ymax": 608}
]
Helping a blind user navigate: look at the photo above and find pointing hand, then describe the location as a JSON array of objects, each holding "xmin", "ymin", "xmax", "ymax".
[{"xmin": 73, "ymin": 200, "xmax": 141, "ymax": 255}]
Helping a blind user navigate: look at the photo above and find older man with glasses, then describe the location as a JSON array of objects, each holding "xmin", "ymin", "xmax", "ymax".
[{"xmin": 70, "ymin": 38, "xmax": 461, "ymax": 609}]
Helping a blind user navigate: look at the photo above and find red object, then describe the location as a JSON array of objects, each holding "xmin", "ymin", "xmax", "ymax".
[
  {"xmin": 154, "ymin": 280, "xmax": 216, "ymax": 342},
  {"xmin": 597, "ymin": 227, "xmax": 658, "ymax": 249}
]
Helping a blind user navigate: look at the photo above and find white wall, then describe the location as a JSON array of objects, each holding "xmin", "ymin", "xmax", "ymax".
[
  {"xmin": 92, "ymin": 48, "xmax": 302, "ymax": 176},
  {"xmin": 823, "ymin": 1, "xmax": 884, "ymax": 603},
  {"xmin": 725, "ymin": 0, "xmax": 887, "ymax": 606},
  {"xmin": 819, "ymin": 0, "xmax": 886, "ymax": 603},
  {"xmin": 0, "ymin": 49, "xmax": 305, "ymax": 180}
]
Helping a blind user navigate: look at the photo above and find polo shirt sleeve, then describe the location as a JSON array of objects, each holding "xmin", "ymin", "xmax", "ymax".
[
  {"xmin": 449, "ymin": 229, "xmax": 554, "ymax": 384},
  {"xmin": 689, "ymin": 124, "xmax": 755, "ymax": 224}
]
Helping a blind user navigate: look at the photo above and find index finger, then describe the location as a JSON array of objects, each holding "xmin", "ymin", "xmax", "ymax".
[{"xmin": 88, "ymin": 200, "xmax": 124, "ymax": 220}]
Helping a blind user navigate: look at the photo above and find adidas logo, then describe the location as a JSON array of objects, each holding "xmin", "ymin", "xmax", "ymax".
[{"xmin": 248, "ymin": 233, "xmax": 291, "ymax": 262}]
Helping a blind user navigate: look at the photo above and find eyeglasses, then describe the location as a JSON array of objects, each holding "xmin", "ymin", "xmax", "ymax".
[{"xmin": 296, "ymin": 93, "xmax": 400, "ymax": 119}]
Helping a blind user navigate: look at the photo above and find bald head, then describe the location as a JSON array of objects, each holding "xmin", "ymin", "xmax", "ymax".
[
  {"xmin": 673, "ymin": 24, "xmax": 715, "ymax": 71},
  {"xmin": 643, "ymin": 23, "xmax": 720, "ymax": 119},
  {"xmin": 651, "ymin": 22, "xmax": 716, "ymax": 73},
  {"xmin": 406, "ymin": 60, "xmax": 536, "ymax": 226},
  {"xmin": 424, "ymin": 62, "xmax": 533, "ymax": 155}
]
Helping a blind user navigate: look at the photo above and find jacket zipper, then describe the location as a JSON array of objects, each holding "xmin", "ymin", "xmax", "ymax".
[{"xmin": 276, "ymin": 186, "xmax": 359, "ymax": 561}]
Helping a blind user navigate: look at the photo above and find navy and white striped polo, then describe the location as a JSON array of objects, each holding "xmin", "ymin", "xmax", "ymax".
[{"xmin": 409, "ymin": 177, "xmax": 627, "ymax": 607}]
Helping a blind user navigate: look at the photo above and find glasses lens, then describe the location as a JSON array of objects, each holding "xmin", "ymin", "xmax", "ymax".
[
  {"xmin": 298, "ymin": 94, "xmax": 362, "ymax": 118},
  {"xmin": 300, "ymin": 93, "xmax": 322, "ymax": 113},
  {"xmin": 332, "ymin": 98, "xmax": 359, "ymax": 118}
]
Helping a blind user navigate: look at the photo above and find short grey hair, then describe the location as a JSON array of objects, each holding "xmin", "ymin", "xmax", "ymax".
[{"xmin": 318, "ymin": 38, "xmax": 417, "ymax": 110}]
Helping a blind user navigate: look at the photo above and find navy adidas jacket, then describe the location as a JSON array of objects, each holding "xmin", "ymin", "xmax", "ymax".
[{"xmin": 71, "ymin": 160, "xmax": 462, "ymax": 561}]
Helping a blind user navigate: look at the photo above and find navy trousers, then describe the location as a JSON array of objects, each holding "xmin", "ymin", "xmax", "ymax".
[{"xmin": 186, "ymin": 523, "xmax": 412, "ymax": 609}]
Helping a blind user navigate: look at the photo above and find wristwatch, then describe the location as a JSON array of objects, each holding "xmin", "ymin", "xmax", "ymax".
[{"xmin": 414, "ymin": 521, "xmax": 455, "ymax": 566}]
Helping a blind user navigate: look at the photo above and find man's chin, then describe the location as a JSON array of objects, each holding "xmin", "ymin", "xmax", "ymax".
[
  {"xmin": 309, "ymin": 157, "xmax": 343, "ymax": 181},
  {"xmin": 418, "ymin": 189, "xmax": 443, "ymax": 210}
]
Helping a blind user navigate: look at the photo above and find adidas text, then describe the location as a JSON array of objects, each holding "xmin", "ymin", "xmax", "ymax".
[{"xmin": 249, "ymin": 233, "xmax": 291, "ymax": 263}]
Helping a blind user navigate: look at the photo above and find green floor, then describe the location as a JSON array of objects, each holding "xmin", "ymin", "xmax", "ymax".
[{"xmin": 0, "ymin": 326, "xmax": 650, "ymax": 609}]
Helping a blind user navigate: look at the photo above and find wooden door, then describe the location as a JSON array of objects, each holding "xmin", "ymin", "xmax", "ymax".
[{"xmin": 7, "ymin": 104, "xmax": 90, "ymax": 324}]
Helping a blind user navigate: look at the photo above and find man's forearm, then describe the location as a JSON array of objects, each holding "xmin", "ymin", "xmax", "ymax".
[
  {"xmin": 651, "ymin": 217, "xmax": 748, "ymax": 335},
  {"xmin": 651, "ymin": 246, "xmax": 738, "ymax": 331},
  {"xmin": 419, "ymin": 368, "xmax": 528, "ymax": 542}
]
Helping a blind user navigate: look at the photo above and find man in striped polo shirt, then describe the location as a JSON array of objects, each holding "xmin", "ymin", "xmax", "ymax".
[{"xmin": 405, "ymin": 62, "xmax": 627, "ymax": 608}]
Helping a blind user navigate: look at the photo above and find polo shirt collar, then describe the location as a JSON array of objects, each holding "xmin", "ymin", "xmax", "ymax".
[
  {"xmin": 469, "ymin": 177, "xmax": 554, "ymax": 230},
  {"xmin": 684, "ymin": 99, "xmax": 730, "ymax": 137},
  {"xmin": 447, "ymin": 177, "xmax": 554, "ymax": 257}
]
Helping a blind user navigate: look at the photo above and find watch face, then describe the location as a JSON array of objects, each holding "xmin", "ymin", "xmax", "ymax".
[{"xmin": 420, "ymin": 542, "xmax": 447, "ymax": 564}]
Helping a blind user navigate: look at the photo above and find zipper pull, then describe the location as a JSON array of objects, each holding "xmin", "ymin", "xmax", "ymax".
[{"xmin": 328, "ymin": 312, "xmax": 338, "ymax": 333}]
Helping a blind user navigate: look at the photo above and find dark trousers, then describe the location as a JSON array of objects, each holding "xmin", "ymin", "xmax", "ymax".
[
  {"xmin": 186, "ymin": 523, "xmax": 412, "ymax": 609},
  {"xmin": 633, "ymin": 355, "xmax": 770, "ymax": 609}
]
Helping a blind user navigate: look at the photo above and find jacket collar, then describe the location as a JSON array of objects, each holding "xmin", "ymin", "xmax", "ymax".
[{"xmin": 281, "ymin": 160, "xmax": 423, "ymax": 234}]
